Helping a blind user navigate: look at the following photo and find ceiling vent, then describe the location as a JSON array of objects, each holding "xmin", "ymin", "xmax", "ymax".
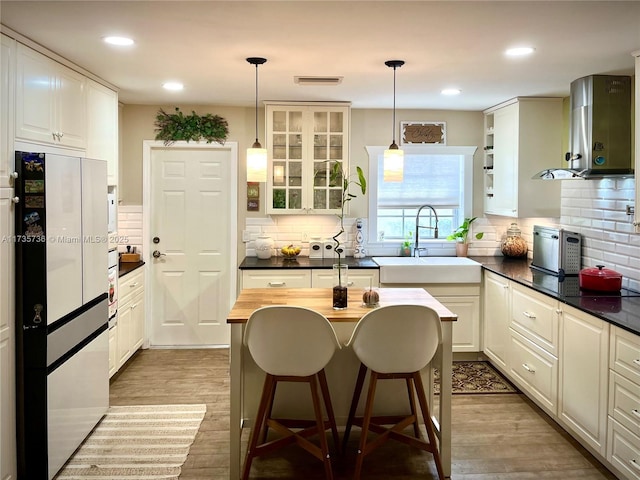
[{"xmin": 294, "ymin": 76, "xmax": 343, "ymax": 86}]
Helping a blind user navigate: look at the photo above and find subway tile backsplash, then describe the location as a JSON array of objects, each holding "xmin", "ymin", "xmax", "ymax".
[
  {"xmin": 116, "ymin": 205, "xmax": 143, "ymax": 255},
  {"xmin": 560, "ymin": 178, "xmax": 638, "ymax": 291}
]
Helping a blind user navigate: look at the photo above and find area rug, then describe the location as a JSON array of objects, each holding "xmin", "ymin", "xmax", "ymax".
[
  {"xmin": 54, "ymin": 404, "xmax": 206, "ymax": 480},
  {"xmin": 434, "ymin": 361, "xmax": 518, "ymax": 394}
]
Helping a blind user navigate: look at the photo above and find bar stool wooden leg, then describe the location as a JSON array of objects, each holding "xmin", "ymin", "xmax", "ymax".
[
  {"xmin": 343, "ymin": 363, "xmax": 368, "ymax": 454},
  {"xmin": 414, "ymin": 372, "xmax": 445, "ymax": 480},
  {"xmin": 260, "ymin": 376, "xmax": 278, "ymax": 443},
  {"xmin": 318, "ymin": 369, "xmax": 341, "ymax": 455},
  {"xmin": 310, "ymin": 374, "xmax": 334, "ymax": 480},
  {"xmin": 242, "ymin": 374, "xmax": 275, "ymax": 480},
  {"xmin": 354, "ymin": 371, "xmax": 379, "ymax": 480},
  {"xmin": 406, "ymin": 377, "xmax": 421, "ymax": 438}
]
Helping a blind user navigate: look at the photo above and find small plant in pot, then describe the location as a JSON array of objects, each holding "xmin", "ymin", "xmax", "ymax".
[
  {"xmin": 329, "ymin": 162, "xmax": 366, "ymax": 309},
  {"xmin": 446, "ymin": 217, "xmax": 483, "ymax": 257}
]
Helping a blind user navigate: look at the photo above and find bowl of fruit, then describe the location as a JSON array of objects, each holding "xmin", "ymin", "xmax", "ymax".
[{"xmin": 280, "ymin": 244, "xmax": 302, "ymax": 260}]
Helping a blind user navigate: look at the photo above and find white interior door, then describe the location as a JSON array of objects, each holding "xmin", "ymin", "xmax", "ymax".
[{"xmin": 145, "ymin": 142, "xmax": 237, "ymax": 346}]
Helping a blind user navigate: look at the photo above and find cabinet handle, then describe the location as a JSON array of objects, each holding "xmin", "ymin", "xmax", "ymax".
[
  {"xmin": 131, "ymin": 303, "xmax": 138, "ymax": 309},
  {"xmin": 633, "ymin": 359, "xmax": 640, "ymax": 369},
  {"xmin": 630, "ymin": 459, "xmax": 640, "ymax": 472},
  {"xmin": 522, "ymin": 311, "xmax": 536, "ymax": 319},
  {"xmin": 631, "ymin": 409, "xmax": 640, "ymax": 420},
  {"xmin": 268, "ymin": 281, "xmax": 286, "ymax": 287},
  {"xmin": 503, "ymin": 285, "xmax": 509, "ymax": 290},
  {"xmin": 130, "ymin": 282, "xmax": 139, "ymax": 288},
  {"xmin": 347, "ymin": 281, "xmax": 354, "ymax": 287},
  {"xmin": 522, "ymin": 363, "xmax": 536, "ymax": 373},
  {"xmin": 52, "ymin": 132, "xmax": 57, "ymax": 141}
]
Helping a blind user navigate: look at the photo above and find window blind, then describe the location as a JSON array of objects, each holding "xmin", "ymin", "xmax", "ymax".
[{"xmin": 377, "ymin": 154, "xmax": 463, "ymax": 207}]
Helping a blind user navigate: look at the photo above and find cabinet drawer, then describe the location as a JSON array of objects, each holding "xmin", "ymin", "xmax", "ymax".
[
  {"xmin": 611, "ymin": 326, "xmax": 640, "ymax": 385},
  {"xmin": 509, "ymin": 328, "xmax": 558, "ymax": 415},
  {"xmin": 242, "ymin": 270, "xmax": 311, "ymax": 289},
  {"xmin": 119, "ymin": 269, "xmax": 144, "ymax": 304},
  {"xmin": 311, "ymin": 269, "xmax": 379, "ymax": 289},
  {"xmin": 511, "ymin": 283, "xmax": 559, "ymax": 355},
  {"xmin": 608, "ymin": 419, "xmax": 640, "ymax": 480},
  {"xmin": 610, "ymin": 371, "xmax": 640, "ymax": 437}
]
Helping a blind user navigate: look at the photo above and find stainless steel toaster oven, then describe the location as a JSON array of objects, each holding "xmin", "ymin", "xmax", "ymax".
[{"xmin": 531, "ymin": 225, "xmax": 582, "ymax": 275}]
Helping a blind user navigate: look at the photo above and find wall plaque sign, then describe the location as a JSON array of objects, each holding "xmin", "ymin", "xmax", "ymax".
[{"xmin": 401, "ymin": 122, "xmax": 446, "ymax": 145}]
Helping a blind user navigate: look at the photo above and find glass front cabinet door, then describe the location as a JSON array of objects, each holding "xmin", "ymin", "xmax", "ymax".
[{"xmin": 265, "ymin": 102, "xmax": 350, "ymax": 215}]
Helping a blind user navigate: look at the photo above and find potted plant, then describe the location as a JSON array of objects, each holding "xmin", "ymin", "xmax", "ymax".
[
  {"xmin": 401, "ymin": 231, "xmax": 413, "ymax": 256},
  {"xmin": 329, "ymin": 162, "xmax": 366, "ymax": 309},
  {"xmin": 446, "ymin": 217, "xmax": 484, "ymax": 257}
]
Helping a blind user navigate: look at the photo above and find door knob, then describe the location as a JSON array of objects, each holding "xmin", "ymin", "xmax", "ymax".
[{"xmin": 152, "ymin": 250, "xmax": 166, "ymax": 258}]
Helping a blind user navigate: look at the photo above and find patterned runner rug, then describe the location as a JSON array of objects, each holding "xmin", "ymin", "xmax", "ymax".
[
  {"xmin": 434, "ymin": 361, "xmax": 518, "ymax": 394},
  {"xmin": 54, "ymin": 404, "xmax": 206, "ymax": 480}
]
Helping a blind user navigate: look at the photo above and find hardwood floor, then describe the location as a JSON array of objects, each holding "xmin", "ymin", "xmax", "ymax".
[{"xmin": 109, "ymin": 348, "xmax": 618, "ymax": 479}]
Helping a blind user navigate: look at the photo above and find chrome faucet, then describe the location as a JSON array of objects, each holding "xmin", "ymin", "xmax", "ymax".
[{"xmin": 414, "ymin": 205, "xmax": 439, "ymax": 257}]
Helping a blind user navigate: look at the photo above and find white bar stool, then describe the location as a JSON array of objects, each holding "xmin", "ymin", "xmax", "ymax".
[
  {"xmin": 242, "ymin": 305, "xmax": 341, "ymax": 480},
  {"xmin": 343, "ymin": 304, "xmax": 445, "ymax": 480}
]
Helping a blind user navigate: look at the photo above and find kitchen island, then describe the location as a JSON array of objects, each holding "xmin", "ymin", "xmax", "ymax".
[{"xmin": 227, "ymin": 287, "xmax": 457, "ymax": 480}]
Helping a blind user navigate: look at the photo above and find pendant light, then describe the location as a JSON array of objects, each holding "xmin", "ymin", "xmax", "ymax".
[
  {"xmin": 383, "ymin": 60, "xmax": 405, "ymax": 182},
  {"xmin": 246, "ymin": 57, "xmax": 268, "ymax": 182}
]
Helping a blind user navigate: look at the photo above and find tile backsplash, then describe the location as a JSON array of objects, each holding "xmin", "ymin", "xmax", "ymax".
[
  {"xmin": 116, "ymin": 205, "xmax": 143, "ymax": 255},
  {"xmin": 559, "ymin": 178, "xmax": 638, "ymax": 290}
]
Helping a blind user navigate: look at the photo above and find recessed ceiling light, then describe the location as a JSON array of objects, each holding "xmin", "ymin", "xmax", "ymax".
[
  {"xmin": 505, "ymin": 46, "xmax": 535, "ymax": 56},
  {"xmin": 441, "ymin": 88, "xmax": 461, "ymax": 96},
  {"xmin": 103, "ymin": 36, "xmax": 134, "ymax": 46},
  {"xmin": 163, "ymin": 82, "xmax": 184, "ymax": 91}
]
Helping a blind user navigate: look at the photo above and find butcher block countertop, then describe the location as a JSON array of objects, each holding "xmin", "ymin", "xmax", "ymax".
[{"xmin": 227, "ymin": 287, "xmax": 457, "ymax": 324}]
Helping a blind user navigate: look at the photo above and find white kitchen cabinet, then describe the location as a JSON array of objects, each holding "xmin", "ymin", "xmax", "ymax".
[
  {"xmin": 509, "ymin": 328, "xmax": 558, "ymax": 415},
  {"xmin": 311, "ymin": 269, "xmax": 379, "ymax": 289},
  {"xmin": 510, "ymin": 281, "xmax": 560, "ymax": 356},
  {"xmin": 482, "ymin": 270, "xmax": 511, "ymax": 370},
  {"xmin": 86, "ymin": 79, "xmax": 118, "ymax": 185},
  {"xmin": 0, "ymin": 188, "xmax": 16, "ymax": 480},
  {"xmin": 1, "ymin": 34, "xmax": 16, "ymax": 189},
  {"xmin": 508, "ymin": 282, "xmax": 560, "ymax": 416},
  {"xmin": 16, "ymin": 43, "xmax": 86, "ymax": 149},
  {"xmin": 116, "ymin": 268, "xmax": 145, "ymax": 369},
  {"xmin": 265, "ymin": 102, "xmax": 350, "ymax": 215},
  {"xmin": 483, "ymin": 97, "xmax": 562, "ymax": 217},
  {"xmin": 241, "ymin": 269, "xmax": 312, "ymax": 289},
  {"xmin": 608, "ymin": 326, "xmax": 640, "ymax": 479},
  {"xmin": 558, "ymin": 304, "xmax": 609, "ymax": 456}
]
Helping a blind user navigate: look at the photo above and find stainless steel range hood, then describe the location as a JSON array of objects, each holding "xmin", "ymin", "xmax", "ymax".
[{"xmin": 534, "ymin": 74, "xmax": 633, "ymax": 180}]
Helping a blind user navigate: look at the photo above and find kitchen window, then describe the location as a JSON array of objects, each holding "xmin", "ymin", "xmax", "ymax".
[{"xmin": 366, "ymin": 146, "xmax": 476, "ymax": 243}]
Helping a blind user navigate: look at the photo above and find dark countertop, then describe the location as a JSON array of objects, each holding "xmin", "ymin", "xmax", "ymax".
[
  {"xmin": 239, "ymin": 256, "xmax": 379, "ymax": 269},
  {"xmin": 119, "ymin": 261, "xmax": 145, "ymax": 278},
  {"xmin": 471, "ymin": 255, "xmax": 640, "ymax": 337}
]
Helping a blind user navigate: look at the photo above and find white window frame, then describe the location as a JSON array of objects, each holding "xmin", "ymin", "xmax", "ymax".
[{"xmin": 366, "ymin": 145, "xmax": 477, "ymax": 245}]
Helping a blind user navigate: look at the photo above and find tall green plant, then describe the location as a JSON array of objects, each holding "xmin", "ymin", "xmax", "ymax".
[{"xmin": 329, "ymin": 162, "xmax": 367, "ymax": 274}]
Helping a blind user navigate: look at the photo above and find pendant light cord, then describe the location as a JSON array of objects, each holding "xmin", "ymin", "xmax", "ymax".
[
  {"xmin": 254, "ymin": 63, "xmax": 259, "ymax": 143},
  {"xmin": 392, "ymin": 65, "xmax": 397, "ymax": 144}
]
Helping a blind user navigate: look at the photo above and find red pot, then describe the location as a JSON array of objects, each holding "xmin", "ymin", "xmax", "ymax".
[{"xmin": 579, "ymin": 265, "xmax": 622, "ymax": 292}]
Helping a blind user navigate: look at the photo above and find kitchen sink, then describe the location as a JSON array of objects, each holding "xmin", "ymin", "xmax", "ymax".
[{"xmin": 373, "ymin": 256, "xmax": 482, "ymax": 284}]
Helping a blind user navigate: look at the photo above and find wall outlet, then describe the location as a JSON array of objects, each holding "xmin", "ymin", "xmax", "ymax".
[{"xmin": 242, "ymin": 230, "xmax": 251, "ymax": 242}]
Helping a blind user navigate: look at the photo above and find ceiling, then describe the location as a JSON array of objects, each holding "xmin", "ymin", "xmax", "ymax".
[{"xmin": 1, "ymin": 1, "xmax": 639, "ymax": 111}]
